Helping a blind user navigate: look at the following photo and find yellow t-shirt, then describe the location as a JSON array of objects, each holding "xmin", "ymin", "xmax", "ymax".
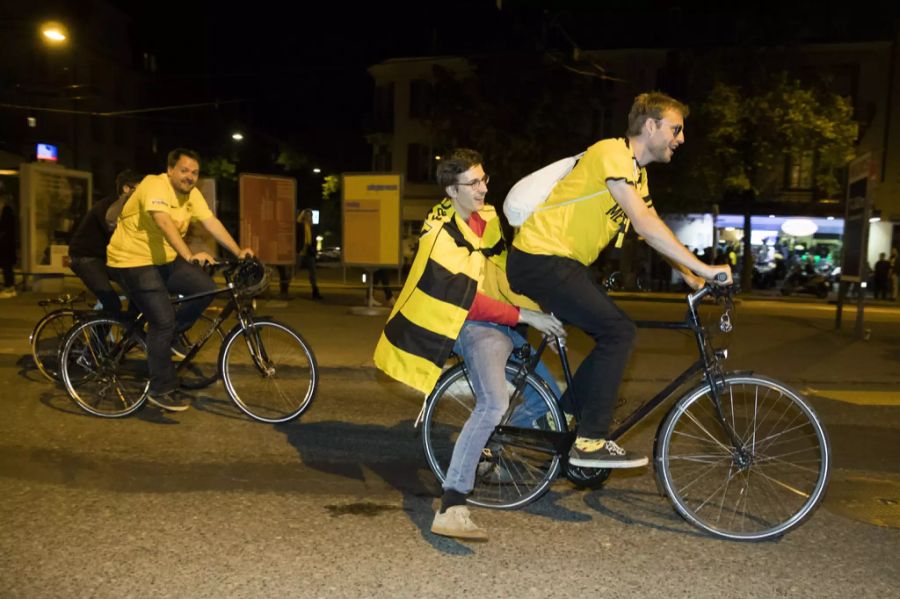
[
  {"xmin": 513, "ymin": 138, "xmax": 652, "ymax": 266},
  {"xmin": 107, "ymin": 173, "xmax": 213, "ymax": 267}
]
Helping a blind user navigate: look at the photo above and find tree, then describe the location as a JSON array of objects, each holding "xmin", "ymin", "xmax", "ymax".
[{"xmin": 668, "ymin": 64, "xmax": 857, "ymax": 289}]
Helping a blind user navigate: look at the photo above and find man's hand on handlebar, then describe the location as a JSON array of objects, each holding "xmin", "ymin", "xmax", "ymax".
[
  {"xmin": 189, "ymin": 251, "xmax": 217, "ymax": 266},
  {"xmin": 238, "ymin": 248, "xmax": 255, "ymax": 260},
  {"xmin": 705, "ymin": 265, "xmax": 733, "ymax": 286}
]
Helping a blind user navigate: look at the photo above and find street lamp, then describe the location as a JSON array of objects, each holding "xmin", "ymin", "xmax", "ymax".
[
  {"xmin": 232, "ymin": 132, "xmax": 244, "ymax": 141},
  {"xmin": 39, "ymin": 21, "xmax": 68, "ymax": 45}
]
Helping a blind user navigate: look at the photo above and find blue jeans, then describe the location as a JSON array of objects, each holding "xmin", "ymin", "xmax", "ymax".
[
  {"xmin": 109, "ymin": 258, "xmax": 217, "ymax": 395},
  {"xmin": 443, "ymin": 321, "xmax": 560, "ymax": 495}
]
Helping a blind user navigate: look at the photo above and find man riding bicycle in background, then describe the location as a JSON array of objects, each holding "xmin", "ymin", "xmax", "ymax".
[
  {"xmin": 68, "ymin": 169, "xmax": 142, "ymax": 314},
  {"xmin": 107, "ymin": 148, "xmax": 254, "ymax": 412},
  {"xmin": 507, "ymin": 92, "xmax": 732, "ymax": 469},
  {"xmin": 374, "ymin": 148, "xmax": 565, "ymax": 541}
]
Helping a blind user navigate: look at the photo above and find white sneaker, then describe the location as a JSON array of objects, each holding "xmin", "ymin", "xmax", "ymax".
[{"xmin": 431, "ymin": 505, "xmax": 488, "ymax": 541}]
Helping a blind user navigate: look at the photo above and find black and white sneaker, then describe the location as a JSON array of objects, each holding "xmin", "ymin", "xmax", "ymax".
[
  {"xmin": 568, "ymin": 439, "xmax": 648, "ymax": 468},
  {"xmin": 146, "ymin": 390, "xmax": 191, "ymax": 412}
]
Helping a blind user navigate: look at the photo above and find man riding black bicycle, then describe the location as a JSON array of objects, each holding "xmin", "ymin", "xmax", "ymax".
[
  {"xmin": 507, "ymin": 92, "xmax": 732, "ymax": 469},
  {"xmin": 107, "ymin": 148, "xmax": 254, "ymax": 412}
]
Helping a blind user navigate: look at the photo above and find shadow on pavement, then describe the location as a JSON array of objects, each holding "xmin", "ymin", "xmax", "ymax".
[
  {"xmin": 581, "ymin": 486, "xmax": 710, "ymax": 540},
  {"xmin": 275, "ymin": 419, "xmax": 486, "ymax": 555}
]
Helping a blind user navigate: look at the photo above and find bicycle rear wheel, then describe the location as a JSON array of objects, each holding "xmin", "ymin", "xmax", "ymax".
[
  {"xmin": 422, "ymin": 362, "xmax": 564, "ymax": 510},
  {"xmin": 220, "ymin": 318, "xmax": 318, "ymax": 423},
  {"xmin": 178, "ymin": 314, "xmax": 225, "ymax": 390},
  {"xmin": 60, "ymin": 317, "xmax": 149, "ymax": 418},
  {"xmin": 30, "ymin": 309, "xmax": 78, "ymax": 382},
  {"xmin": 656, "ymin": 374, "xmax": 830, "ymax": 541}
]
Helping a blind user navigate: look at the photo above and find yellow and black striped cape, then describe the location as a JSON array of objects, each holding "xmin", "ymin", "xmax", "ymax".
[{"xmin": 373, "ymin": 199, "xmax": 538, "ymax": 394}]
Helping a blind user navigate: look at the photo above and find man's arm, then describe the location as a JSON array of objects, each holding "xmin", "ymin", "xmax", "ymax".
[
  {"xmin": 607, "ymin": 179, "xmax": 732, "ymax": 286},
  {"xmin": 199, "ymin": 216, "xmax": 254, "ymax": 259}
]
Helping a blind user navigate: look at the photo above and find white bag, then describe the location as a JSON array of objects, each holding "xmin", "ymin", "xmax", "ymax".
[{"xmin": 503, "ymin": 152, "xmax": 587, "ymax": 226}]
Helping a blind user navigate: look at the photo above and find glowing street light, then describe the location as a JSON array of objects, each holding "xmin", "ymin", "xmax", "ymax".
[
  {"xmin": 40, "ymin": 21, "xmax": 68, "ymax": 44},
  {"xmin": 312, "ymin": 168, "xmax": 321, "ymax": 174},
  {"xmin": 231, "ymin": 132, "xmax": 244, "ymax": 141}
]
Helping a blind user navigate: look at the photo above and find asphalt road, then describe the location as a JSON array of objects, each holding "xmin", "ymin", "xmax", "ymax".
[{"xmin": 1, "ymin": 289, "xmax": 898, "ymax": 598}]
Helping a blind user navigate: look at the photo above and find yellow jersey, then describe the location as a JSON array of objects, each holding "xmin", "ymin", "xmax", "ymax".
[
  {"xmin": 107, "ymin": 174, "xmax": 213, "ymax": 267},
  {"xmin": 512, "ymin": 138, "xmax": 652, "ymax": 266}
]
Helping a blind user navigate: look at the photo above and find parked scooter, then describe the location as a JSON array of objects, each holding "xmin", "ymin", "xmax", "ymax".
[{"xmin": 780, "ymin": 263, "xmax": 832, "ymax": 299}]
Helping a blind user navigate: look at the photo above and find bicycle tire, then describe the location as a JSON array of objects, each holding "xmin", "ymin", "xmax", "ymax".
[
  {"xmin": 30, "ymin": 309, "xmax": 78, "ymax": 382},
  {"xmin": 655, "ymin": 374, "xmax": 830, "ymax": 541},
  {"xmin": 59, "ymin": 316, "xmax": 149, "ymax": 418},
  {"xmin": 178, "ymin": 314, "xmax": 225, "ymax": 390},
  {"xmin": 421, "ymin": 362, "xmax": 564, "ymax": 510},
  {"xmin": 220, "ymin": 318, "xmax": 318, "ymax": 423}
]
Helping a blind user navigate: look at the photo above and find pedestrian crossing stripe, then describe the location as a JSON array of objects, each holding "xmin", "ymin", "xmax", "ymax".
[{"xmin": 804, "ymin": 388, "xmax": 900, "ymax": 406}]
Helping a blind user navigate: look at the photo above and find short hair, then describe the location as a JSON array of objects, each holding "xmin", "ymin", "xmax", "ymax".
[
  {"xmin": 435, "ymin": 148, "xmax": 483, "ymax": 189},
  {"xmin": 626, "ymin": 92, "xmax": 690, "ymax": 137},
  {"xmin": 167, "ymin": 148, "xmax": 201, "ymax": 168},
  {"xmin": 115, "ymin": 169, "xmax": 143, "ymax": 194}
]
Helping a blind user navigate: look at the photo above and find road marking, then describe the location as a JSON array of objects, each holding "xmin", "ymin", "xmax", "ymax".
[{"xmin": 804, "ymin": 388, "xmax": 900, "ymax": 406}]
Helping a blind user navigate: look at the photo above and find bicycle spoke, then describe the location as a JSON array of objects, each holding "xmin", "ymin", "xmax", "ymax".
[{"xmin": 660, "ymin": 376, "xmax": 829, "ymax": 540}]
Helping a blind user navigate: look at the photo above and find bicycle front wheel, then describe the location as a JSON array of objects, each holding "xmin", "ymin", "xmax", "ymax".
[
  {"xmin": 30, "ymin": 309, "xmax": 78, "ymax": 382},
  {"xmin": 656, "ymin": 374, "xmax": 830, "ymax": 541},
  {"xmin": 220, "ymin": 319, "xmax": 318, "ymax": 423},
  {"xmin": 422, "ymin": 362, "xmax": 564, "ymax": 510},
  {"xmin": 60, "ymin": 317, "xmax": 149, "ymax": 418}
]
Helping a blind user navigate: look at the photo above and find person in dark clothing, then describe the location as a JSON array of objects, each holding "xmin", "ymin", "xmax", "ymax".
[
  {"xmin": 0, "ymin": 192, "xmax": 17, "ymax": 298},
  {"xmin": 298, "ymin": 209, "xmax": 322, "ymax": 300},
  {"xmin": 68, "ymin": 169, "xmax": 143, "ymax": 312},
  {"xmin": 873, "ymin": 252, "xmax": 890, "ymax": 300},
  {"xmin": 372, "ymin": 268, "xmax": 393, "ymax": 305}
]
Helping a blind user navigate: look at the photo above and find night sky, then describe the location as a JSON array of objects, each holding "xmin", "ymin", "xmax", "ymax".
[
  {"xmin": 15, "ymin": 1, "xmax": 900, "ymax": 173},
  {"xmin": 124, "ymin": 1, "xmax": 897, "ymax": 170}
]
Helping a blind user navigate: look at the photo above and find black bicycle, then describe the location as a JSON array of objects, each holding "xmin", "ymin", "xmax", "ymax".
[
  {"xmin": 29, "ymin": 291, "xmax": 91, "ymax": 382},
  {"xmin": 420, "ymin": 280, "xmax": 830, "ymax": 541},
  {"xmin": 58, "ymin": 258, "xmax": 319, "ymax": 423}
]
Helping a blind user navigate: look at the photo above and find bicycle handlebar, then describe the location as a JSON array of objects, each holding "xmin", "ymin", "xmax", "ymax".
[{"xmin": 688, "ymin": 275, "xmax": 737, "ymax": 309}]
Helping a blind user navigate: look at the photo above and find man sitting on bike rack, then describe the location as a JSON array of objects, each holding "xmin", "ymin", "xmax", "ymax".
[
  {"xmin": 374, "ymin": 149, "xmax": 566, "ymax": 541},
  {"xmin": 106, "ymin": 148, "xmax": 254, "ymax": 412},
  {"xmin": 507, "ymin": 92, "xmax": 732, "ymax": 469},
  {"xmin": 68, "ymin": 169, "xmax": 143, "ymax": 314}
]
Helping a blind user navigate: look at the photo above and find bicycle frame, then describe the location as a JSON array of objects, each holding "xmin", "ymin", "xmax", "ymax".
[
  {"xmin": 97, "ymin": 261, "xmax": 272, "ymax": 378},
  {"xmin": 496, "ymin": 284, "xmax": 744, "ymax": 453}
]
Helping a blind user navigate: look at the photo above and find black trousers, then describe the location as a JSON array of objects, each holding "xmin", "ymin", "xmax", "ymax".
[
  {"xmin": 69, "ymin": 256, "xmax": 121, "ymax": 313},
  {"xmin": 507, "ymin": 248, "xmax": 636, "ymax": 438}
]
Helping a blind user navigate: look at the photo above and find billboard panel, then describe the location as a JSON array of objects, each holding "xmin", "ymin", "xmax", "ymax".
[
  {"xmin": 19, "ymin": 162, "xmax": 92, "ymax": 274},
  {"xmin": 341, "ymin": 173, "xmax": 402, "ymax": 267},
  {"xmin": 239, "ymin": 174, "xmax": 296, "ymax": 264}
]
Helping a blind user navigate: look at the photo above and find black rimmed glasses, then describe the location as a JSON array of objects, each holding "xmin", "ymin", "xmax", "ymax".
[{"xmin": 456, "ymin": 174, "xmax": 490, "ymax": 188}]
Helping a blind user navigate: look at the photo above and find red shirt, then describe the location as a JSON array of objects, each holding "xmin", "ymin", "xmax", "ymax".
[{"xmin": 465, "ymin": 211, "xmax": 520, "ymax": 326}]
